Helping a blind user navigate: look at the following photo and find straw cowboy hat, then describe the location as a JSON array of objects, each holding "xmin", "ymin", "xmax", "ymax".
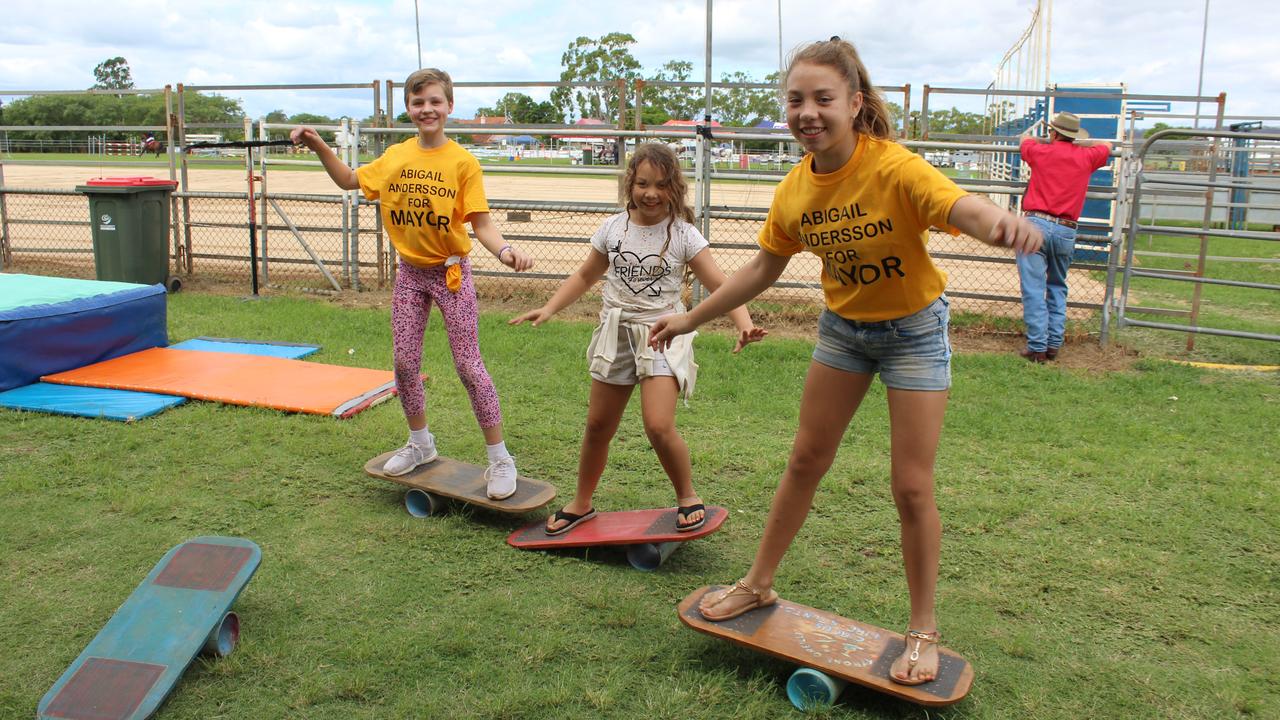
[{"xmin": 1049, "ymin": 111, "xmax": 1089, "ymax": 140}]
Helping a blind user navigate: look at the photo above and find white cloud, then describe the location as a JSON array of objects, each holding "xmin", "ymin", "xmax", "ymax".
[{"xmin": 0, "ymin": 0, "xmax": 1273, "ymax": 124}]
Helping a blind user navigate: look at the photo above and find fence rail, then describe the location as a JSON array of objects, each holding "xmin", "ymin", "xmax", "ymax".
[{"xmin": 3, "ymin": 84, "xmax": 1277, "ymax": 350}]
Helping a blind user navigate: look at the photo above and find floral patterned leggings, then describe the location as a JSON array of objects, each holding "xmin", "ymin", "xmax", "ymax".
[{"xmin": 391, "ymin": 259, "xmax": 502, "ymax": 428}]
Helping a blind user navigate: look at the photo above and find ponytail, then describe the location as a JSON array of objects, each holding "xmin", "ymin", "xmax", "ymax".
[{"xmin": 785, "ymin": 36, "xmax": 893, "ymax": 140}]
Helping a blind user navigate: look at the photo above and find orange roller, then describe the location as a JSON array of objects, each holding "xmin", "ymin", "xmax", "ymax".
[{"xmin": 43, "ymin": 348, "xmax": 401, "ymax": 418}]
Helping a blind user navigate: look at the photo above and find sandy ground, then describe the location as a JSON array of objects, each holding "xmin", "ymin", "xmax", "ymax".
[{"xmin": 3, "ymin": 161, "xmax": 1108, "ymax": 317}]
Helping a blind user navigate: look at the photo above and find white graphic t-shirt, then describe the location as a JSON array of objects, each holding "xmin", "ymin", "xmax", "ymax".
[{"xmin": 590, "ymin": 212, "xmax": 709, "ymax": 314}]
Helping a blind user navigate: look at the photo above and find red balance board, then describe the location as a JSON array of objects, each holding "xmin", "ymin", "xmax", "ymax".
[
  {"xmin": 677, "ymin": 585, "xmax": 973, "ymax": 709},
  {"xmin": 38, "ymin": 537, "xmax": 261, "ymax": 720},
  {"xmin": 507, "ymin": 506, "xmax": 727, "ymax": 571}
]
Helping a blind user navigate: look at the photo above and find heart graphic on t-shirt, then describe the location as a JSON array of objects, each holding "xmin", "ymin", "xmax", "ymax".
[{"xmin": 613, "ymin": 251, "xmax": 672, "ymax": 296}]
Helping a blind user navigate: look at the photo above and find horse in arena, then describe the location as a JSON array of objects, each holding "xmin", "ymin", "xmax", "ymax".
[{"xmin": 139, "ymin": 136, "xmax": 164, "ymax": 157}]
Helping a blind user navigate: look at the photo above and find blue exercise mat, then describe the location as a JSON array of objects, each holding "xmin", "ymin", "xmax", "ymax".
[
  {"xmin": 0, "ymin": 274, "xmax": 167, "ymax": 392},
  {"xmin": 0, "ymin": 337, "xmax": 321, "ymax": 421},
  {"xmin": 0, "ymin": 383, "xmax": 187, "ymax": 422},
  {"xmin": 169, "ymin": 337, "xmax": 319, "ymax": 359}
]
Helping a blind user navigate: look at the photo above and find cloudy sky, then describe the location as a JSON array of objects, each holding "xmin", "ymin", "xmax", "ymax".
[{"xmin": 1, "ymin": 0, "xmax": 1275, "ymax": 125}]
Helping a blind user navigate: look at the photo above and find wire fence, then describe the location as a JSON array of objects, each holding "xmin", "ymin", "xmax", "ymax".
[
  {"xmin": 5, "ymin": 87, "xmax": 1276, "ymax": 348},
  {"xmin": 0, "ymin": 182, "xmax": 1112, "ymax": 323}
]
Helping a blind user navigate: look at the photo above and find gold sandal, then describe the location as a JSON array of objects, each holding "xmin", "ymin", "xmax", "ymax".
[
  {"xmin": 891, "ymin": 629, "xmax": 940, "ymax": 686},
  {"xmin": 698, "ymin": 579, "xmax": 778, "ymax": 622}
]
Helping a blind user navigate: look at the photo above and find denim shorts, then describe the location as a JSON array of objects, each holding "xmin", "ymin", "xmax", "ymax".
[{"xmin": 813, "ymin": 295, "xmax": 952, "ymax": 391}]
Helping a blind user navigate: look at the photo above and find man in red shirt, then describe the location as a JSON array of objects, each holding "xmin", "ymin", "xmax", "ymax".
[{"xmin": 1017, "ymin": 111, "xmax": 1112, "ymax": 361}]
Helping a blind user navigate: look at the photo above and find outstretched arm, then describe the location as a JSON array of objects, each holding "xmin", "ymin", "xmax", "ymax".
[
  {"xmin": 509, "ymin": 249, "xmax": 608, "ymax": 326},
  {"xmin": 651, "ymin": 248, "xmax": 789, "ymax": 349},
  {"xmin": 687, "ymin": 250, "xmax": 767, "ymax": 352},
  {"xmin": 470, "ymin": 212, "xmax": 533, "ymax": 271},
  {"xmin": 290, "ymin": 126, "xmax": 359, "ymax": 190},
  {"xmin": 948, "ymin": 195, "xmax": 1043, "ymax": 255}
]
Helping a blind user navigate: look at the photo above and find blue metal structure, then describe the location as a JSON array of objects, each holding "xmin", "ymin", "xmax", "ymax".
[{"xmin": 1228, "ymin": 121, "xmax": 1263, "ymax": 230}]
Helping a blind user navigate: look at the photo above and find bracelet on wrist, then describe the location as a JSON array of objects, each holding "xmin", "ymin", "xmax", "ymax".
[{"xmin": 498, "ymin": 244, "xmax": 513, "ymax": 260}]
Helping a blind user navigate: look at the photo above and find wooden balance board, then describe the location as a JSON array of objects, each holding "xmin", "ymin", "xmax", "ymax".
[
  {"xmin": 38, "ymin": 537, "xmax": 261, "ymax": 720},
  {"xmin": 507, "ymin": 505, "xmax": 728, "ymax": 571},
  {"xmin": 364, "ymin": 453, "xmax": 556, "ymax": 517},
  {"xmin": 678, "ymin": 585, "xmax": 973, "ymax": 709}
]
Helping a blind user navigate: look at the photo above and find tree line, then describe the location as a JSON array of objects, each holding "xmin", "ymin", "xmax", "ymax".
[{"xmin": 1, "ymin": 45, "xmax": 1114, "ymax": 150}]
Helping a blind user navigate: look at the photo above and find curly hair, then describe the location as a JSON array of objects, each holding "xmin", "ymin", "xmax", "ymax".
[{"xmin": 620, "ymin": 142, "xmax": 694, "ymax": 256}]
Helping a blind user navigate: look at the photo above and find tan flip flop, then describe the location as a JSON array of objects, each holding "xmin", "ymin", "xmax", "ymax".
[{"xmin": 699, "ymin": 579, "xmax": 778, "ymax": 621}]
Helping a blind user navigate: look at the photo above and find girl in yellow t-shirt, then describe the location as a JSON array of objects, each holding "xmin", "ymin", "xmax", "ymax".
[
  {"xmin": 292, "ymin": 68, "xmax": 534, "ymax": 501},
  {"xmin": 651, "ymin": 37, "xmax": 1042, "ymax": 686}
]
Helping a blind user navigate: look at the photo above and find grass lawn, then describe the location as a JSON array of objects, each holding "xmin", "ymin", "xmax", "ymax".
[{"xmin": 1, "ymin": 292, "xmax": 1277, "ymax": 719}]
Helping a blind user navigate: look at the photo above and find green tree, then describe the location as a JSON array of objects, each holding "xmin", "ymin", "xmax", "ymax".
[
  {"xmin": 551, "ymin": 33, "xmax": 642, "ymax": 123},
  {"xmin": 2, "ymin": 90, "xmax": 243, "ymax": 149},
  {"xmin": 639, "ymin": 104, "xmax": 671, "ymax": 126},
  {"xmin": 93, "ymin": 57, "xmax": 134, "ymax": 90},
  {"xmin": 928, "ymin": 107, "xmax": 986, "ymax": 136},
  {"xmin": 182, "ymin": 93, "xmax": 243, "ymax": 122},
  {"xmin": 476, "ymin": 93, "xmax": 561, "ymax": 124},
  {"xmin": 646, "ymin": 60, "xmax": 701, "ymax": 122},
  {"xmin": 714, "ymin": 71, "xmax": 781, "ymax": 127},
  {"xmin": 288, "ymin": 112, "xmax": 337, "ymax": 142},
  {"xmin": 985, "ymin": 100, "xmax": 1016, "ymax": 134},
  {"xmin": 288, "ymin": 112, "xmax": 336, "ymax": 126}
]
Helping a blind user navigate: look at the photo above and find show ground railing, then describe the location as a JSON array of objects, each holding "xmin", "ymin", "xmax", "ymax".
[
  {"xmin": 1115, "ymin": 127, "xmax": 1280, "ymax": 347},
  {"xmin": 5, "ymin": 83, "xmax": 1275, "ymax": 348}
]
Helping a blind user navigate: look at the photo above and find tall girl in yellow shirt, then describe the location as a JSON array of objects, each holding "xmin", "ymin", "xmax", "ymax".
[{"xmin": 651, "ymin": 37, "xmax": 1042, "ymax": 685}]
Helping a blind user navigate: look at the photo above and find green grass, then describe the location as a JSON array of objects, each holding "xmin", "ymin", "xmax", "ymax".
[{"xmin": 2, "ymin": 293, "xmax": 1278, "ymax": 719}]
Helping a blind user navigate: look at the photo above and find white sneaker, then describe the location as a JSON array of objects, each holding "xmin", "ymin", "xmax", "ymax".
[
  {"xmin": 485, "ymin": 455, "xmax": 518, "ymax": 500},
  {"xmin": 382, "ymin": 436, "xmax": 438, "ymax": 477}
]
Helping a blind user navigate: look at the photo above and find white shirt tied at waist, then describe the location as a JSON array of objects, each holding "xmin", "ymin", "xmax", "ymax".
[{"xmin": 587, "ymin": 303, "xmax": 699, "ymax": 399}]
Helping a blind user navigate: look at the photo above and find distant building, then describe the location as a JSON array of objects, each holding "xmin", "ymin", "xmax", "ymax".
[{"xmin": 456, "ymin": 116, "xmax": 510, "ymax": 145}]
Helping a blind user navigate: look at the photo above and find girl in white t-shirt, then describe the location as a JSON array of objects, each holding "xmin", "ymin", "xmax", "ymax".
[{"xmin": 511, "ymin": 143, "xmax": 765, "ymax": 535}]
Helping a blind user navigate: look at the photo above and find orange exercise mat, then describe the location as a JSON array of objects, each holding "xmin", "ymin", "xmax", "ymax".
[{"xmin": 42, "ymin": 347, "xmax": 399, "ymax": 418}]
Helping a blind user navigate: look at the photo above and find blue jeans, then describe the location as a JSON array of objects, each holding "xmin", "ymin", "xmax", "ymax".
[
  {"xmin": 1017, "ymin": 216, "xmax": 1075, "ymax": 352},
  {"xmin": 813, "ymin": 295, "xmax": 952, "ymax": 391}
]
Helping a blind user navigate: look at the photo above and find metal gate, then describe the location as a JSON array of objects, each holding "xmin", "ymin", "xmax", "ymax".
[{"xmin": 1114, "ymin": 127, "xmax": 1280, "ymax": 345}]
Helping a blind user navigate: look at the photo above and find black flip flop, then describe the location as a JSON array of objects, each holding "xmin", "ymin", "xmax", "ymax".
[
  {"xmin": 675, "ymin": 503, "xmax": 706, "ymax": 532},
  {"xmin": 544, "ymin": 507, "xmax": 597, "ymax": 536}
]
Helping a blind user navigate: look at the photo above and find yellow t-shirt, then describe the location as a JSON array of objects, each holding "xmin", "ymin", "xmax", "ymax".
[
  {"xmin": 759, "ymin": 136, "xmax": 967, "ymax": 321},
  {"xmin": 356, "ymin": 138, "xmax": 489, "ymax": 269}
]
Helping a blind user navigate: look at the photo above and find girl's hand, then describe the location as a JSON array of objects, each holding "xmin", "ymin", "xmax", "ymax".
[
  {"xmin": 649, "ymin": 313, "xmax": 695, "ymax": 351},
  {"xmin": 509, "ymin": 307, "xmax": 552, "ymax": 326},
  {"xmin": 500, "ymin": 245, "xmax": 534, "ymax": 271},
  {"xmin": 733, "ymin": 326, "xmax": 768, "ymax": 353},
  {"xmin": 990, "ymin": 214, "xmax": 1043, "ymax": 254},
  {"xmin": 289, "ymin": 126, "xmax": 321, "ymax": 150}
]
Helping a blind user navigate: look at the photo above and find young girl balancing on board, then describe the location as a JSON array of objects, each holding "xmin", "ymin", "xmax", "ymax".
[
  {"xmin": 292, "ymin": 68, "xmax": 534, "ymax": 500},
  {"xmin": 511, "ymin": 143, "xmax": 764, "ymax": 535},
  {"xmin": 651, "ymin": 38, "xmax": 1041, "ymax": 685}
]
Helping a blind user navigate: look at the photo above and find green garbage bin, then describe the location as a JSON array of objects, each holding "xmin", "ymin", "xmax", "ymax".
[
  {"xmin": 75, "ymin": 176, "xmax": 180, "ymax": 292},
  {"xmin": 582, "ymin": 148, "xmax": 593, "ymax": 166}
]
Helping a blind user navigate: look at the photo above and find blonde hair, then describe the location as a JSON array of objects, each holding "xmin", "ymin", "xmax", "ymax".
[
  {"xmin": 620, "ymin": 143, "xmax": 694, "ymax": 255},
  {"xmin": 403, "ymin": 68, "xmax": 453, "ymax": 105},
  {"xmin": 785, "ymin": 36, "xmax": 893, "ymax": 140}
]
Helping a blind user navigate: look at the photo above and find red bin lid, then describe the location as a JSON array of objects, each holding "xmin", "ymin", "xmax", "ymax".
[{"xmin": 84, "ymin": 176, "xmax": 178, "ymax": 187}]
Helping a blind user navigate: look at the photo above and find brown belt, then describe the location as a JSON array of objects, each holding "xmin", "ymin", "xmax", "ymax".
[{"xmin": 1024, "ymin": 210, "xmax": 1078, "ymax": 229}]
